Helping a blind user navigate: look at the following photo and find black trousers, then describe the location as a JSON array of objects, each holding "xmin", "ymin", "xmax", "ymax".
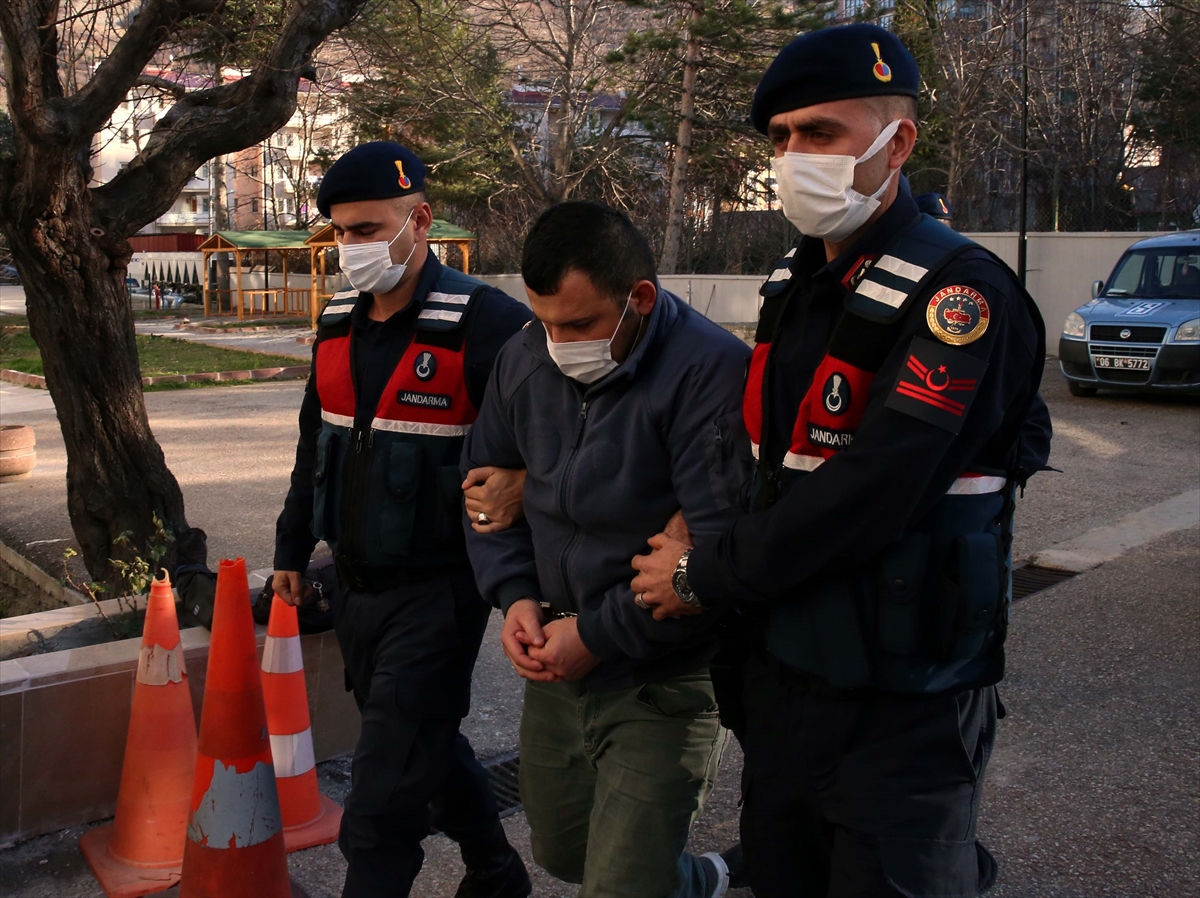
[
  {"xmin": 740, "ymin": 654, "xmax": 1000, "ymax": 898},
  {"xmin": 335, "ymin": 569, "xmax": 507, "ymax": 897}
]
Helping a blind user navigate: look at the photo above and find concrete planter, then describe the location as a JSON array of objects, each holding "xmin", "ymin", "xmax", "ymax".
[
  {"xmin": 0, "ymin": 425, "xmax": 37, "ymax": 482},
  {"xmin": 0, "ymin": 599, "xmax": 359, "ymax": 846}
]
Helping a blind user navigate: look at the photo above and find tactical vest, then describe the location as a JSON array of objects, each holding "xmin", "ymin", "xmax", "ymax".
[
  {"xmin": 311, "ymin": 267, "xmax": 486, "ymax": 568},
  {"xmin": 747, "ymin": 215, "xmax": 1044, "ymax": 694}
]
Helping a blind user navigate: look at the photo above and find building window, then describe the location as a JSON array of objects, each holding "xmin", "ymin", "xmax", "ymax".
[
  {"xmin": 844, "ymin": 0, "xmax": 864, "ymax": 18},
  {"xmin": 287, "ymin": 133, "xmax": 295, "ymax": 147},
  {"xmin": 879, "ymin": 11, "xmax": 894, "ymax": 28},
  {"xmin": 878, "ymin": 0, "xmax": 895, "ymax": 8},
  {"xmin": 119, "ymin": 128, "xmax": 130, "ymax": 144},
  {"xmin": 202, "ymin": 197, "xmax": 211, "ymax": 213},
  {"xmin": 251, "ymin": 199, "xmax": 260, "ymax": 213}
]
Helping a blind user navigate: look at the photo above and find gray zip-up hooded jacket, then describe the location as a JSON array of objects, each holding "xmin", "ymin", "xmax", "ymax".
[{"xmin": 461, "ymin": 287, "xmax": 751, "ymax": 688}]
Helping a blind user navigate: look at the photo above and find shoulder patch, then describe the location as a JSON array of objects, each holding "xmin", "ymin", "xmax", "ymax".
[
  {"xmin": 885, "ymin": 337, "xmax": 988, "ymax": 434},
  {"xmin": 926, "ymin": 285, "xmax": 990, "ymax": 345}
]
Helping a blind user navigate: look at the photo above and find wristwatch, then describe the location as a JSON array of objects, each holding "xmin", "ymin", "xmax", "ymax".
[{"xmin": 672, "ymin": 549, "xmax": 702, "ymax": 607}]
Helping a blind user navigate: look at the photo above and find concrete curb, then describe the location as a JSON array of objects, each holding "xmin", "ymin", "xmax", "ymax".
[
  {"xmin": 176, "ymin": 323, "xmax": 310, "ymax": 334},
  {"xmin": 2, "ymin": 366, "xmax": 308, "ymax": 389},
  {"xmin": 0, "ymin": 370, "xmax": 45, "ymax": 388},
  {"xmin": 1030, "ymin": 488, "xmax": 1200, "ymax": 573}
]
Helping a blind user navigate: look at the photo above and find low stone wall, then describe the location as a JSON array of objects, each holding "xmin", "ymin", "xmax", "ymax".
[{"xmin": 0, "ymin": 611, "xmax": 358, "ymax": 846}]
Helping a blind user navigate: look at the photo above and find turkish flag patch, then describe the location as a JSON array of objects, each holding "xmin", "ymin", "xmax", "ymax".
[{"xmin": 885, "ymin": 337, "xmax": 988, "ymax": 434}]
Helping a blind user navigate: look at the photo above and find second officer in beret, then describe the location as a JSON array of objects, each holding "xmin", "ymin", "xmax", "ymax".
[
  {"xmin": 632, "ymin": 23, "xmax": 1052, "ymax": 896},
  {"xmin": 273, "ymin": 142, "xmax": 533, "ymax": 898}
]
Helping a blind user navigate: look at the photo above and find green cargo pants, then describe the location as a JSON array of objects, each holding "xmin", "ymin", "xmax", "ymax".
[{"xmin": 519, "ymin": 671, "xmax": 727, "ymax": 898}]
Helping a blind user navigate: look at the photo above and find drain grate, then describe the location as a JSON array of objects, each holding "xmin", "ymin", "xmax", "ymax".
[
  {"xmin": 1011, "ymin": 564, "xmax": 1077, "ymax": 602},
  {"xmin": 484, "ymin": 750, "xmax": 523, "ymax": 818}
]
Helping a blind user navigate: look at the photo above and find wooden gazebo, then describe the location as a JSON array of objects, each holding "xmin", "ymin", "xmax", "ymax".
[
  {"xmin": 199, "ymin": 230, "xmax": 318, "ymax": 322},
  {"xmin": 203, "ymin": 220, "xmax": 479, "ymax": 328}
]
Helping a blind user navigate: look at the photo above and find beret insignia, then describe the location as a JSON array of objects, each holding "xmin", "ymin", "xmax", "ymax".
[{"xmin": 872, "ymin": 42, "xmax": 892, "ymax": 83}]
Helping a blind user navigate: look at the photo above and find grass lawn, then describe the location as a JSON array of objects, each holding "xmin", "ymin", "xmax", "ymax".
[{"xmin": 0, "ymin": 332, "xmax": 302, "ymax": 378}]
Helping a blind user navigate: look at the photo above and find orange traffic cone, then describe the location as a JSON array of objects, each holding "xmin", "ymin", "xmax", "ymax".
[
  {"xmin": 80, "ymin": 572, "xmax": 198, "ymax": 897},
  {"xmin": 179, "ymin": 558, "xmax": 291, "ymax": 898},
  {"xmin": 261, "ymin": 595, "xmax": 343, "ymax": 852}
]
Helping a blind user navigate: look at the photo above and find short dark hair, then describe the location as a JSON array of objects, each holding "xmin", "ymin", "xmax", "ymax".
[{"xmin": 522, "ymin": 201, "xmax": 658, "ymax": 301}]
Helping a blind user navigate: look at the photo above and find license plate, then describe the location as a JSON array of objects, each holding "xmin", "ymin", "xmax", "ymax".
[{"xmin": 1095, "ymin": 356, "xmax": 1151, "ymax": 370}]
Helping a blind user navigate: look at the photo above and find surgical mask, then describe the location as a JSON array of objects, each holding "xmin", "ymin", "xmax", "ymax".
[
  {"xmin": 771, "ymin": 120, "xmax": 902, "ymax": 242},
  {"xmin": 545, "ymin": 292, "xmax": 636, "ymax": 384},
  {"xmin": 338, "ymin": 208, "xmax": 417, "ymax": 294}
]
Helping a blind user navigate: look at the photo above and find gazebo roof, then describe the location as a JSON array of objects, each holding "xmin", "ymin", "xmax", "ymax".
[
  {"xmin": 305, "ymin": 220, "xmax": 477, "ymax": 247},
  {"xmin": 198, "ymin": 231, "xmax": 315, "ymax": 251}
]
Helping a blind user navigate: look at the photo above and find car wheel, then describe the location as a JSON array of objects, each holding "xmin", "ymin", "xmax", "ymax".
[{"xmin": 1068, "ymin": 381, "xmax": 1098, "ymax": 398}]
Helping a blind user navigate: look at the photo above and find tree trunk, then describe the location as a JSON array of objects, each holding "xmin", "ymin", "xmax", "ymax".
[
  {"xmin": 660, "ymin": 5, "xmax": 701, "ymax": 276},
  {"xmin": 212, "ymin": 154, "xmax": 232, "ymax": 311},
  {"xmin": 1, "ymin": 149, "xmax": 188, "ymax": 586}
]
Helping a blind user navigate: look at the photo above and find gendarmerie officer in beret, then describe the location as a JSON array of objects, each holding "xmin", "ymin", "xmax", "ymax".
[
  {"xmin": 631, "ymin": 24, "xmax": 1052, "ymax": 896},
  {"xmin": 916, "ymin": 191, "xmax": 956, "ymax": 227},
  {"xmin": 273, "ymin": 142, "xmax": 534, "ymax": 898}
]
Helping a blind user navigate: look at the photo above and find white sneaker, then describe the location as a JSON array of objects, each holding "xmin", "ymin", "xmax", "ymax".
[{"xmin": 699, "ymin": 851, "xmax": 731, "ymax": 898}]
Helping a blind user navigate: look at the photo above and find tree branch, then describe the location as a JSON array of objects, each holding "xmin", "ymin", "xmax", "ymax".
[
  {"xmin": 50, "ymin": 0, "xmax": 222, "ymax": 145},
  {"xmin": 92, "ymin": 0, "xmax": 371, "ymax": 234},
  {"xmin": 0, "ymin": 0, "xmax": 66, "ymax": 142}
]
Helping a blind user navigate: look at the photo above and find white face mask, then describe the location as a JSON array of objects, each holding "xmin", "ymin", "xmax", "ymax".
[
  {"xmin": 771, "ymin": 120, "xmax": 902, "ymax": 243},
  {"xmin": 338, "ymin": 208, "xmax": 417, "ymax": 294},
  {"xmin": 544, "ymin": 292, "xmax": 636, "ymax": 384}
]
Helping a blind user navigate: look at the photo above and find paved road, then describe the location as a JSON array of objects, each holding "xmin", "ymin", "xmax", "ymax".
[{"xmin": 0, "ymin": 361, "xmax": 1196, "ymax": 896}]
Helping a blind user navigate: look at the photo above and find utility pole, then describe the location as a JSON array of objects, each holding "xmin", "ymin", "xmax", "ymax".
[{"xmin": 1017, "ymin": 2, "xmax": 1029, "ymax": 286}]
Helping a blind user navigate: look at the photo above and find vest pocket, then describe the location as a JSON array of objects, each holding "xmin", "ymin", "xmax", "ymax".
[
  {"xmin": 311, "ymin": 429, "xmax": 337, "ymax": 541},
  {"xmin": 376, "ymin": 441, "xmax": 423, "ymax": 558},
  {"xmin": 432, "ymin": 464, "xmax": 467, "ymax": 549},
  {"xmin": 875, "ymin": 533, "xmax": 931, "ymax": 656},
  {"xmin": 933, "ymin": 532, "xmax": 1003, "ymax": 662}
]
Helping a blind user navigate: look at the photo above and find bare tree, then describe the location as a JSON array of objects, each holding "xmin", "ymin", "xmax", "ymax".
[
  {"xmin": 897, "ymin": 0, "xmax": 1019, "ymax": 214},
  {"xmin": 0, "ymin": 0, "xmax": 370, "ymax": 584}
]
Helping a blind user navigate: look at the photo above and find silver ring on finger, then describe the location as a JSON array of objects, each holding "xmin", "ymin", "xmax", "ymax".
[
  {"xmin": 635, "ymin": 593, "xmax": 650, "ymax": 610},
  {"xmin": 478, "ymin": 512, "xmax": 491, "ymax": 524}
]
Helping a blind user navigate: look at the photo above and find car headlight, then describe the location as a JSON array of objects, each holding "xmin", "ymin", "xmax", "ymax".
[
  {"xmin": 1063, "ymin": 312, "xmax": 1086, "ymax": 339},
  {"xmin": 1174, "ymin": 318, "xmax": 1200, "ymax": 342}
]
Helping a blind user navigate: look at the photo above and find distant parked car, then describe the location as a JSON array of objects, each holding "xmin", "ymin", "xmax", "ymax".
[
  {"xmin": 1059, "ymin": 230, "xmax": 1200, "ymax": 396},
  {"xmin": 0, "ymin": 264, "xmax": 20, "ymax": 285}
]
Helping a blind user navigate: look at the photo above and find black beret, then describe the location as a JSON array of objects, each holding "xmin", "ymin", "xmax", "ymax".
[
  {"xmin": 316, "ymin": 142, "xmax": 426, "ymax": 218},
  {"xmin": 751, "ymin": 24, "xmax": 920, "ymax": 134},
  {"xmin": 915, "ymin": 192, "xmax": 954, "ymax": 220}
]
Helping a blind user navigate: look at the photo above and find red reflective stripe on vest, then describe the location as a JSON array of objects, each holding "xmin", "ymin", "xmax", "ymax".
[
  {"xmin": 374, "ymin": 342, "xmax": 476, "ymax": 426},
  {"xmin": 743, "ymin": 342, "xmax": 769, "ymax": 449},
  {"xmin": 315, "ymin": 336, "xmax": 355, "ymax": 419}
]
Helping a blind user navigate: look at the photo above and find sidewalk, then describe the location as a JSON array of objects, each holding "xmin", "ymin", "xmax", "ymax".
[{"xmin": 0, "ymin": 364, "xmax": 1197, "ymax": 896}]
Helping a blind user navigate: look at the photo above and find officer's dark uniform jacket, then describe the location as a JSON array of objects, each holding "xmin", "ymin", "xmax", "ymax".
[
  {"xmin": 687, "ymin": 183, "xmax": 1051, "ymax": 695},
  {"xmin": 274, "ymin": 255, "xmax": 533, "ymax": 578}
]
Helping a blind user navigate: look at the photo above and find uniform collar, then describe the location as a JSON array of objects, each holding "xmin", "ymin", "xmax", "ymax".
[
  {"xmin": 825, "ymin": 177, "xmax": 920, "ymax": 285},
  {"xmin": 350, "ymin": 251, "xmax": 444, "ymax": 329}
]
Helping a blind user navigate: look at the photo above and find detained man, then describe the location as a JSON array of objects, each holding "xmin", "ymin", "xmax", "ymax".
[{"xmin": 461, "ymin": 201, "xmax": 751, "ymax": 898}]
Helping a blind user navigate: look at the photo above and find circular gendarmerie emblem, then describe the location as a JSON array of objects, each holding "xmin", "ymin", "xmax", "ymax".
[
  {"xmin": 414, "ymin": 350, "xmax": 437, "ymax": 382},
  {"xmin": 926, "ymin": 286, "xmax": 990, "ymax": 345}
]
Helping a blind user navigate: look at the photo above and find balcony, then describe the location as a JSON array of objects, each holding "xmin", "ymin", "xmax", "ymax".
[{"xmin": 157, "ymin": 211, "xmax": 213, "ymax": 227}]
